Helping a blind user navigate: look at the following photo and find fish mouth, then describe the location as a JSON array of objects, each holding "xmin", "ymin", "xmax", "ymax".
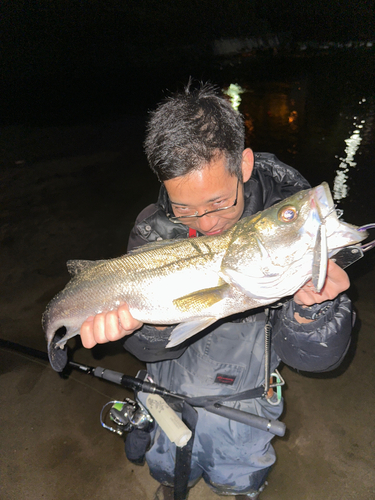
[
  {"xmin": 312, "ymin": 182, "xmax": 367, "ymax": 247},
  {"xmin": 312, "ymin": 182, "xmax": 334, "ymax": 221}
]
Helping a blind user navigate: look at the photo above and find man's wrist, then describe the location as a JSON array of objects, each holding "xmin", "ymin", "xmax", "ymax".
[{"xmin": 293, "ymin": 301, "xmax": 333, "ymax": 320}]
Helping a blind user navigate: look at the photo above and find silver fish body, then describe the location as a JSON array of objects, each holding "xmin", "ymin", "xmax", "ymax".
[{"xmin": 43, "ymin": 182, "xmax": 367, "ymax": 367}]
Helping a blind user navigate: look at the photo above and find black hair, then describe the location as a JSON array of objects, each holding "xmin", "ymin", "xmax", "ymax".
[{"xmin": 144, "ymin": 81, "xmax": 245, "ymax": 181}]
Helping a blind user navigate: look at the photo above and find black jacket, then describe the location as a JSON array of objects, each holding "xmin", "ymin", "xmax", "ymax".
[{"xmin": 124, "ymin": 153, "xmax": 353, "ymax": 372}]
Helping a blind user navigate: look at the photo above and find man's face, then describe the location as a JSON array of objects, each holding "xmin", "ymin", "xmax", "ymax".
[{"xmin": 164, "ymin": 150, "xmax": 253, "ymax": 236}]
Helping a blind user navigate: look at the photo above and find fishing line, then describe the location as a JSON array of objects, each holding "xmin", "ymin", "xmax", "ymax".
[
  {"xmin": 0, "ymin": 346, "xmax": 47, "ymax": 369},
  {"xmin": 0, "ymin": 345, "xmax": 114, "ymax": 399}
]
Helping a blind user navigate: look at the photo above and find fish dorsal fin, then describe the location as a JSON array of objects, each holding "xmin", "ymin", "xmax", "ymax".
[
  {"xmin": 66, "ymin": 259, "xmax": 99, "ymax": 276},
  {"xmin": 173, "ymin": 282, "xmax": 230, "ymax": 313},
  {"xmin": 128, "ymin": 238, "xmax": 177, "ymax": 255}
]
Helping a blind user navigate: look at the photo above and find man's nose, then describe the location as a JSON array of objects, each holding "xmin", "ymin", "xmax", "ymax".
[{"xmin": 195, "ymin": 214, "xmax": 219, "ymax": 232}]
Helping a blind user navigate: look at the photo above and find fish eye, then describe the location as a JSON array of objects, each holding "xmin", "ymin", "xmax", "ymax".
[{"xmin": 278, "ymin": 205, "xmax": 298, "ymax": 222}]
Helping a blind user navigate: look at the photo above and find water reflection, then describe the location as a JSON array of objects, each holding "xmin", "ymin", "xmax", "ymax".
[
  {"xmin": 221, "ymin": 71, "xmax": 373, "ymax": 222},
  {"xmin": 231, "ymin": 81, "xmax": 305, "ymax": 159},
  {"xmin": 332, "ymin": 96, "xmax": 374, "ymax": 205},
  {"xmin": 223, "ymin": 83, "xmax": 245, "ymax": 110},
  {"xmin": 333, "ymin": 112, "xmax": 363, "ymax": 201}
]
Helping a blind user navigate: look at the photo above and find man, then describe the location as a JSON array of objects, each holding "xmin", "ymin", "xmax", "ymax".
[{"xmin": 80, "ymin": 83, "xmax": 352, "ymax": 499}]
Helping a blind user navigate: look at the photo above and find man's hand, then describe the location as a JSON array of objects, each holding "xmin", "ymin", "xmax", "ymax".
[
  {"xmin": 80, "ymin": 303, "xmax": 143, "ymax": 348},
  {"xmin": 293, "ymin": 260, "xmax": 350, "ymax": 323},
  {"xmin": 294, "ymin": 259, "xmax": 350, "ymax": 306}
]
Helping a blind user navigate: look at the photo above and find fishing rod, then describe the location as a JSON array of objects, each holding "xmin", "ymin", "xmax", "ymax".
[
  {"xmin": 69, "ymin": 360, "xmax": 287, "ymax": 437},
  {"xmin": 0, "ymin": 339, "xmax": 286, "ymax": 437}
]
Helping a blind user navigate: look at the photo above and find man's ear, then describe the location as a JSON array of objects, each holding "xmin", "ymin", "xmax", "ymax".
[{"xmin": 241, "ymin": 148, "xmax": 254, "ymax": 183}]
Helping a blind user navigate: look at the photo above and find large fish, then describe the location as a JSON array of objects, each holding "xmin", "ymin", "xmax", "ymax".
[{"xmin": 43, "ymin": 183, "xmax": 367, "ymax": 371}]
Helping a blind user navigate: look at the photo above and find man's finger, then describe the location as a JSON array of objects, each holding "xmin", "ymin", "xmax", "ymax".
[
  {"xmin": 93, "ymin": 312, "xmax": 109, "ymax": 344},
  {"xmin": 118, "ymin": 303, "xmax": 142, "ymax": 332},
  {"xmin": 80, "ymin": 317, "xmax": 97, "ymax": 348},
  {"xmin": 105, "ymin": 310, "xmax": 123, "ymax": 341}
]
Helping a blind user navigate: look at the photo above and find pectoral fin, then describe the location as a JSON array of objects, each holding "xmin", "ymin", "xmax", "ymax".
[
  {"xmin": 166, "ymin": 317, "xmax": 218, "ymax": 348},
  {"xmin": 173, "ymin": 282, "xmax": 230, "ymax": 313}
]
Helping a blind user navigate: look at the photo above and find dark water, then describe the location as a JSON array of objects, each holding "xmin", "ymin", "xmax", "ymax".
[
  {"xmin": 4, "ymin": 50, "xmax": 374, "ymax": 226},
  {"xmin": 228, "ymin": 53, "xmax": 375, "ymax": 228},
  {"xmin": 2, "ymin": 50, "xmax": 374, "ymax": 280}
]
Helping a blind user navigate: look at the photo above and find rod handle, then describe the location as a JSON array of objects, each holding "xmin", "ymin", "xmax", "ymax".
[{"xmin": 205, "ymin": 403, "xmax": 286, "ymax": 437}]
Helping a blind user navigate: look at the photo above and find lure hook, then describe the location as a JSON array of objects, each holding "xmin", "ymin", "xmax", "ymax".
[{"xmin": 359, "ymin": 223, "xmax": 375, "ymax": 253}]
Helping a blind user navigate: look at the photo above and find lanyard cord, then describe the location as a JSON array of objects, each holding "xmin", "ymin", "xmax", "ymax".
[{"xmin": 264, "ymin": 307, "xmax": 272, "ymax": 396}]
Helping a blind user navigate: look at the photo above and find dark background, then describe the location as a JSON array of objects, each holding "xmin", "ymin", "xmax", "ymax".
[
  {"xmin": 1, "ymin": 3, "xmax": 375, "ymax": 499},
  {"xmin": 1, "ymin": 0, "xmax": 375, "ymax": 125}
]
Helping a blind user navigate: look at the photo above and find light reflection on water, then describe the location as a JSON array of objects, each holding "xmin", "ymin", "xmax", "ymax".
[
  {"xmin": 233, "ymin": 81, "xmax": 304, "ymax": 159},
  {"xmin": 222, "ymin": 62, "xmax": 374, "ymax": 225},
  {"xmin": 223, "ymin": 83, "xmax": 244, "ymax": 111},
  {"xmin": 333, "ymin": 106, "xmax": 364, "ymax": 202}
]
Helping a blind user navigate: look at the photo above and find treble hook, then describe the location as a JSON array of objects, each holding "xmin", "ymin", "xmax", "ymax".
[
  {"xmin": 358, "ymin": 223, "xmax": 375, "ymax": 252},
  {"xmin": 329, "ymin": 223, "xmax": 375, "ymax": 270}
]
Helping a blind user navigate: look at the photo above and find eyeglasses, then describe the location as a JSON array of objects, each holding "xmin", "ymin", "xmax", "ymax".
[{"xmin": 167, "ymin": 178, "xmax": 240, "ymax": 223}]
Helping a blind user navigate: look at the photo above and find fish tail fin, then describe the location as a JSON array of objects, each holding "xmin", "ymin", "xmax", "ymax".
[
  {"xmin": 54, "ymin": 328, "xmax": 80, "ymax": 348},
  {"xmin": 47, "ymin": 326, "xmax": 80, "ymax": 372},
  {"xmin": 47, "ymin": 328, "xmax": 69, "ymax": 372}
]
